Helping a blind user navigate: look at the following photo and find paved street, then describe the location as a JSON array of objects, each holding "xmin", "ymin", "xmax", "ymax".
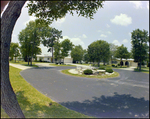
[{"xmin": 12, "ymin": 63, "xmax": 149, "ymax": 118}]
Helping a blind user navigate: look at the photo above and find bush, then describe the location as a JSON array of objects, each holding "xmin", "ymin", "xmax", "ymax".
[
  {"xmin": 106, "ymin": 68, "xmax": 113, "ymax": 73},
  {"xmin": 98, "ymin": 67, "xmax": 105, "ymax": 70},
  {"xmin": 117, "ymin": 64, "xmax": 120, "ymax": 66},
  {"xmin": 112, "ymin": 64, "xmax": 115, "ymax": 67},
  {"xmin": 83, "ymin": 69, "xmax": 93, "ymax": 75}
]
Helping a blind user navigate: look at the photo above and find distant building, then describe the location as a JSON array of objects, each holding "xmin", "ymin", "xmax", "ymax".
[{"xmin": 36, "ymin": 54, "xmax": 73, "ymax": 63}]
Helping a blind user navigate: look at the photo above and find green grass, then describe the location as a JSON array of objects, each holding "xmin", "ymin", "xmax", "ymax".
[
  {"xmin": 61, "ymin": 69, "xmax": 120, "ymax": 79},
  {"xmin": 134, "ymin": 67, "xmax": 149, "ymax": 74},
  {"xmin": 10, "ymin": 61, "xmax": 39, "ymax": 68},
  {"xmin": 1, "ymin": 66, "xmax": 92, "ymax": 118}
]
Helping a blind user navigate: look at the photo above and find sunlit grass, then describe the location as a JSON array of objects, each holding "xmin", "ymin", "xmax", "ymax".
[
  {"xmin": 61, "ymin": 69, "xmax": 120, "ymax": 79},
  {"xmin": 134, "ymin": 67, "xmax": 149, "ymax": 74},
  {"xmin": 1, "ymin": 66, "xmax": 92, "ymax": 118}
]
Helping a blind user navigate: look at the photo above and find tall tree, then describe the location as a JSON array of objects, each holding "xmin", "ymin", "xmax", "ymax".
[
  {"xmin": 88, "ymin": 40, "xmax": 110, "ymax": 67},
  {"xmin": 1, "ymin": 1, "xmax": 104, "ymax": 118},
  {"xmin": 115, "ymin": 44, "xmax": 130, "ymax": 67},
  {"xmin": 109, "ymin": 43, "xmax": 118, "ymax": 65},
  {"xmin": 42, "ymin": 27, "xmax": 63, "ymax": 63},
  {"xmin": 19, "ymin": 20, "xmax": 42, "ymax": 65},
  {"xmin": 61, "ymin": 39, "xmax": 74, "ymax": 63},
  {"xmin": 71, "ymin": 45, "xmax": 84, "ymax": 63},
  {"xmin": 9, "ymin": 42, "xmax": 20, "ymax": 62},
  {"xmin": 53, "ymin": 41, "xmax": 62, "ymax": 63},
  {"xmin": 131, "ymin": 29, "xmax": 149, "ymax": 71},
  {"xmin": 83, "ymin": 50, "xmax": 90, "ymax": 64}
]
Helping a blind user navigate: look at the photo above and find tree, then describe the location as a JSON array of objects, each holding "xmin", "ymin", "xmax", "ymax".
[
  {"xmin": 1, "ymin": 1, "xmax": 104, "ymax": 117},
  {"xmin": 61, "ymin": 39, "xmax": 74, "ymax": 63},
  {"xmin": 53, "ymin": 41, "xmax": 62, "ymax": 63},
  {"xmin": 83, "ymin": 50, "xmax": 90, "ymax": 64},
  {"xmin": 102, "ymin": 42, "xmax": 110, "ymax": 65},
  {"xmin": 42, "ymin": 27, "xmax": 63, "ymax": 63},
  {"xmin": 19, "ymin": 20, "xmax": 42, "ymax": 65},
  {"xmin": 88, "ymin": 40, "xmax": 110, "ymax": 67},
  {"xmin": 131, "ymin": 29, "xmax": 149, "ymax": 71},
  {"xmin": 71, "ymin": 45, "xmax": 84, "ymax": 63},
  {"xmin": 9, "ymin": 42, "xmax": 20, "ymax": 62},
  {"xmin": 109, "ymin": 43, "xmax": 118, "ymax": 65},
  {"xmin": 115, "ymin": 44, "xmax": 130, "ymax": 67}
]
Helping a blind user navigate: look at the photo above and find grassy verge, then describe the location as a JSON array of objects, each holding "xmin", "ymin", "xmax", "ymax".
[
  {"xmin": 10, "ymin": 61, "xmax": 39, "ymax": 68},
  {"xmin": 134, "ymin": 67, "xmax": 149, "ymax": 74},
  {"xmin": 61, "ymin": 69, "xmax": 119, "ymax": 79},
  {"xmin": 1, "ymin": 66, "xmax": 92, "ymax": 118}
]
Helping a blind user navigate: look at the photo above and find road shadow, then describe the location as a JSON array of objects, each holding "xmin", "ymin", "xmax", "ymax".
[{"xmin": 60, "ymin": 92, "xmax": 149, "ymax": 118}]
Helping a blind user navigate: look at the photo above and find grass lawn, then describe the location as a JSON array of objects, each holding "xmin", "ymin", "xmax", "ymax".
[
  {"xmin": 61, "ymin": 69, "xmax": 119, "ymax": 79},
  {"xmin": 9, "ymin": 61, "xmax": 39, "ymax": 68},
  {"xmin": 1, "ymin": 66, "xmax": 92, "ymax": 118},
  {"xmin": 134, "ymin": 67, "xmax": 149, "ymax": 74}
]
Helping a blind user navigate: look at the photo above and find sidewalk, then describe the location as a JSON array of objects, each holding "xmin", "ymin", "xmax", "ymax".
[{"xmin": 9, "ymin": 63, "xmax": 33, "ymax": 70}]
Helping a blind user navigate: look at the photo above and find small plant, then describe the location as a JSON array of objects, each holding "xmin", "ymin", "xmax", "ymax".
[
  {"xmin": 83, "ymin": 69, "xmax": 93, "ymax": 75},
  {"xmin": 98, "ymin": 67, "xmax": 105, "ymax": 70},
  {"xmin": 117, "ymin": 64, "xmax": 120, "ymax": 66},
  {"xmin": 112, "ymin": 64, "xmax": 115, "ymax": 67},
  {"xmin": 106, "ymin": 68, "xmax": 113, "ymax": 73}
]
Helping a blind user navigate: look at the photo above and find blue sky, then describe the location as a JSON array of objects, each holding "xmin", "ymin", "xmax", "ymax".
[{"xmin": 2, "ymin": 1, "xmax": 149, "ymax": 56}]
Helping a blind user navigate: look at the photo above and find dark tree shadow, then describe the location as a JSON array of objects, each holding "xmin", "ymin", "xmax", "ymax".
[{"xmin": 60, "ymin": 92, "xmax": 149, "ymax": 118}]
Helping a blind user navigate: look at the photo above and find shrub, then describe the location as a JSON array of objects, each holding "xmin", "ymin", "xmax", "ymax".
[
  {"xmin": 83, "ymin": 69, "xmax": 93, "ymax": 75},
  {"xmin": 98, "ymin": 67, "xmax": 105, "ymax": 70},
  {"xmin": 106, "ymin": 68, "xmax": 113, "ymax": 73},
  {"xmin": 112, "ymin": 64, "xmax": 115, "ymax": 67},
  {"xmin": 117, "ymin": 64, "xmax": 120, "ymax": 66}
]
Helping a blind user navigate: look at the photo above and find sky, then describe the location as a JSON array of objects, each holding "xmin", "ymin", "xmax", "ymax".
[{"xmin": 2, "ymin": 1, "xmax": 149, "ymax": 56}]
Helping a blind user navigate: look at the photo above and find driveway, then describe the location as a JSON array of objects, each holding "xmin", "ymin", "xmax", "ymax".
[{"xmin": 19, "ymin": 64, "xmax": 149, "ymax": 118}]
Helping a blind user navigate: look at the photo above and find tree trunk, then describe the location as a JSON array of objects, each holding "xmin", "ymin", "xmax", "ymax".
[
  {"xmin": 139, "ymin": 61, "xmax": 141, "ymax": 71},
  {"xmin": 1, "ymin": 1, "xmax": 26, "ymax": 118}
]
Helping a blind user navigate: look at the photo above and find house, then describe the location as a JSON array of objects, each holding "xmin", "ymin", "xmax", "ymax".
[
  {"xmin": 36, "ymin": 54, "xmax": 73, "ymax": 63},
  {"xmin": 110, "ymin": 58, "xmax": 138, "ymax": 67}
]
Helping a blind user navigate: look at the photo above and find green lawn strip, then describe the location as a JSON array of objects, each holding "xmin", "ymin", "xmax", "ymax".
[
  {"xmin": 10, "ymin": 61, "xmax": 39, "ymax": 68},
  {"xmin": 61, "ymin": 69, "xmax": 120, "ymax": 79},
  {"xmin": 1, "ymin": 66, "xmax": 92, "ymax": 118},
  {"xmin": 134, "ymin": 68, "xmax": 149, "ymax": 74}
]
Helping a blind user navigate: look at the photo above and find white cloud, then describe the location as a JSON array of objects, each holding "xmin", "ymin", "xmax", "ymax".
[
  {"xmin": 129, "ymin": 1, "xmax": 143, "ymax": 9},
  {"xmin": 106, "ymin": 24, "xmax": 110, "ymax": 28},
  {"xmin": 122, "ymin": 39, "xmax": 128, "ymax": 43},
  {"xmin": 24, "ymin": 16, "xmax": 36, "ymax": 26},
  {"xmin": 112, "ymin": 40, "xmax": 121, "ymax": 46},
  {"xmin": 82, "ymin": 34, "xmax": 87, "ymax": 38},
  {"xmin": 100, "ymin": 34, "xmax": 107, "ymax": 38},
  {"xmin": 110, "ymin": 13, "xmax": 132, "ymax": 26},
  {"xmin": 60, "ymin": 36, "xmax": 86, "ymax": 49},
  {"xmin": 107, "ymin": 31, "xmax": 112, "ymax": 34}
]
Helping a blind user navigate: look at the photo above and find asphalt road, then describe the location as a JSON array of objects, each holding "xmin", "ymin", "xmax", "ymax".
[{"xmin": 20, "ymin": 66, "xmax": 149, "ymax": 118}]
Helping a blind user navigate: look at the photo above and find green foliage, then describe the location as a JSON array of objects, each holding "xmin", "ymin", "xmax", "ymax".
[
  {"xmin": 83, "ymin": 69, "xmax": 93, "ymax": 75},
  {"xmin": 131, "ymin": 29, "xmax": 149, "ymax": 70},
  {"xmin": 106, "ymin": 68, "xmax": 113, "ymax": 73},
  {"xmin": 88, "ymin": 40, "xmax": 110, "ymax": 66},
  {"xmin": 71, "ymin": 45, "xmax": 84, "ymax": 62},
  {"xmin": 115, "ymin": 44, "xmax": 130, "ymax": 60},
  {"xmin": 61, "ymin": 39, "xmax": 74, "ymax": 58},
  {"xmin": 27, "ymin": 1, "xmax": 104, "ymax": 25},
  {"xmin": 9, "ymin": 42, "xmax": 20, "ymax": 62},
  {"xmin": 53, "ymin": 41, "xmax": 62, "ymax": 62},
  {"xmin": 98, "ymin": 67, "xmax": 105, "ymax": 70},
  {"xmin": 19, "ymin": 20, "xmax": 43, "ymax": 61},
  {"xmin": 117, "ymin": 63, "xmax": 120, "ymax": 66}
]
